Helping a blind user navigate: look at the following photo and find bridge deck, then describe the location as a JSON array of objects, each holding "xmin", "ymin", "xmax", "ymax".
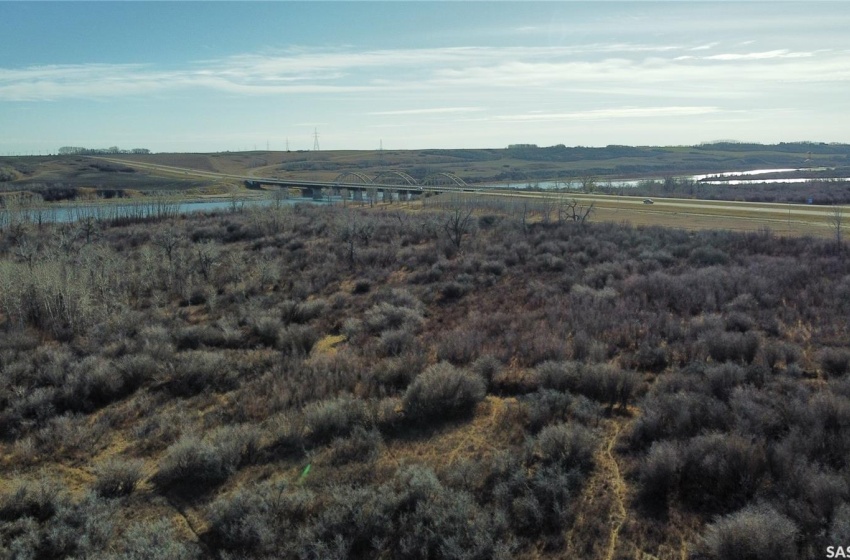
[{"xmin": 246, "ymin": 177, "xmax": 474, "ymax": 193}]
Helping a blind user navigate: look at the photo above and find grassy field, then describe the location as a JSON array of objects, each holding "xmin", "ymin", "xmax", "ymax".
[
  {"xmin": 459, "ymin": 191, "xmax": 846, "ymax": 239},
  {"xmin": 393, "ymin": 190, "xmax": 841, "ymax": 241}
]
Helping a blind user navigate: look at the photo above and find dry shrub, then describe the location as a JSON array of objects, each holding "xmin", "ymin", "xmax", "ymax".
[
  {"xmin": 699, "ymin": 503, "xmax": 798, "ymax": 560},
  {"xmin": 303, "ymin": 395, "xmax": 369, "ymax": 445},
  {"xmin": 820, "ymin": 347, "xmax": 850, "ymax": 377},
  {"xmin": 402, "ymin": 362, "xmax": 486, "ymax": 424},
  {"xmin": 93, "ymin": 457, "xmax": 145, "ymax": 498}
]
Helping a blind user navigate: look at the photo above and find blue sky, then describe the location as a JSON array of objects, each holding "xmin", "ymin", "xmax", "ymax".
[{"xmin": 1, "ymin": 1, "xmax": 849, "ymax": 153}]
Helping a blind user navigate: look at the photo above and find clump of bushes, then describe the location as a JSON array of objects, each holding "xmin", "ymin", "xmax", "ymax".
[
  {"xmin": 93, "ymin": 457, "xmax": 145, "ymax": 498},
  {"xmin": 276, "ymin": 324, "xmax": 319, "ymax": 356},
  {"xmin": 403, "ymin": 362, "xmax": 486, "ymax": 424},
  {"xmin": 698, "ymin": 503, "xmax": 798, "ymax": 560},
  {"xmin": 0, "ymin": 479, "xmax": 64, "ymax": 523},
  {"xmin": 534, "ymin": 361, "xmax": 639, "ymax": 409},
  {"xmin": 154, "ymin": 425, "xmax": 260, "ymax": 490},
  {"xmin": 363, "ymin": 302, "xmax": 423, "ymax": 335},
  {"xmin": 531, "ymin": 422, "xmax": 596, "ymax": 473},
  {"xmin": 303, "ymin": 395, "xmax": 369, "ymax": 445},
  {"xmin": 704, "ymin": 331, "xmax": 760, "ymax": 364},
  {"xmin": 206, "ymin": 480, "xmax": 313, "ymax": 555},
  {"xmin": 162, "ymin": 351, "xmax": 236, "ymax": 397},
  {"xmin": 0, "ymin": 483, "xmax": 117, "ymax": 559},
  {"xmin": 820, "ymin": 347, "xmax": 850, "ymax": 377}
]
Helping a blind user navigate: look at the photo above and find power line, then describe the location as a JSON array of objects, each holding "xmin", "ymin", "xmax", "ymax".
[{"xmin": 313, "ymin": 128, "xmax": 320, "ymax": 151}]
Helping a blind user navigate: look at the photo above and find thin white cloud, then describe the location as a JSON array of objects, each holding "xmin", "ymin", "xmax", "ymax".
[
  {"xmin": 704, "ymin": 50, "xmax": 814, "ymax": 61},
  {"xmin": 2, "ymin": 44, "xmax": 849, "ymax": 103},
  {"xmin": 370, "ymin": 107, "xmax": 484, "ymax": 116},
  {"xmin": 489, "ymin": 106, "xmax": 722, "ymax": 123}
]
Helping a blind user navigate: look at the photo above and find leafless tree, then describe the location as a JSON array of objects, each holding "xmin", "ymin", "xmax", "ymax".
[
  {"xmin": 229, "ymin": 185, "xmax": 245, "ymax": 213},
  {"xmin": 153, "ymin": 228, "xmax": 180, "ymax": 267},
  {"xmin": 77, "ymin": 217, "xmax": 98, "ymax": 245},
  {"xmin": 338, "ymin": 214, "xmax": 376, "ymax": 269},
  {"xmin": 559, "ymin": 198, "xmax": 594, "ymax": 224},
  {"xmin": 444, "ymin": 206, "xmax": 474, "ymax": 250},
  {"xmin": 271, "ymin": 187, "xmax": 289, "ymax": 209},
  {"xmin": 196, "ymin": 241, "xmax": 219, "ymax": 281},
  {"xmin": 14, "ymin": 238, "xmax": 38, "ymax": 270},
  {"xmin": 540, "ymin": 194, "xmax": 558, "ymax": 224},
  {"xmin": 580, "ymin": 175, "xmax": 597, "ymax": 193},
  {"xmin": 829, "ymin": 205, "xmax": 844, "ymax": 245}
]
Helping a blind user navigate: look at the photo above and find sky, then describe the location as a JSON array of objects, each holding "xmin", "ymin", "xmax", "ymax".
[{"xmin": 1, "ymin": 1, "xmax": 849, "ymax": 154}]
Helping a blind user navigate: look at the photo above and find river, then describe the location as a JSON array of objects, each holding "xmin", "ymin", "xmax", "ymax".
[
  {"xmin": 484, "ymin": 167, "xmax": 850, "ymax": 190},
  {"xmin": 0, "ymin": 194, "xmax": 334, "ymax": 226}
]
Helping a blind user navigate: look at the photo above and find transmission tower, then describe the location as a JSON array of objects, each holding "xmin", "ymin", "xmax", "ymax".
[{"xmin": 313, "ymin": 128, "xmax": 320, "ymax": 151}]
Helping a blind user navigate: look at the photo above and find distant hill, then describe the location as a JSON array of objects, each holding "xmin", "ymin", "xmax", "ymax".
[{"xmin": 2, "ymin": 142, "xmax": 848, "ymax": 195}]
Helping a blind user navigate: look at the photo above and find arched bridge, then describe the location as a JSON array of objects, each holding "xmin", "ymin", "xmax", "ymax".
[{"xmin": 245, "ymin": 170, "xmax": 472, "ymax": 200}]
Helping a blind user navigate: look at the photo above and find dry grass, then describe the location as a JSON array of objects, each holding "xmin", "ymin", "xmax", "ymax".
[
  {"xmin": 425, "ymin": 191, "xmax": 841, "ymax": 239},
  {"xmin": 313, "ymin": 334, "xmax": 346, "ymax": 355},
  {"xmin": 379, "ymin": 396, "xmax": 520, "ymax": 472}
]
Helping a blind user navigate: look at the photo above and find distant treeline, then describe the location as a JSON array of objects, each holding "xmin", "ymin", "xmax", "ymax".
[
  {"xmin": 503, "ymin": 142, "xmax": 850, "ymax": 162},
  {"xmin": 0, "ymin": 186, "xmax": 130, "ymax": 204},
  {"xmin": 600, "ymin": 176, "xmax": 850, "ymax": 205},
  {"xmin": 58, "ymin": 146, "xmax": 151, "ymax": 155}
]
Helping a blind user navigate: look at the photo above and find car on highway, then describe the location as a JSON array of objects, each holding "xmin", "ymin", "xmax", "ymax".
[{"xmin": 643, "ymin": 199, "xmax": 654, "ymax": 204}]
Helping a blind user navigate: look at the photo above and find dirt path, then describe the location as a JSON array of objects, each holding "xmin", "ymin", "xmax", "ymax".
[
  {"xmin": 563, "ymin": 415, "xmax": 630, "ymax": 560},
  {"xmin": 166, "ymin": 495, "xmax": 214, "ymax": 556},
  {"xmin": 602, "ymin": 421, "xmax": 628, "ymax": 560}
]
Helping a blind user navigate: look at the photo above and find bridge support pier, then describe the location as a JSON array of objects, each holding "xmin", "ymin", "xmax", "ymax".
[{"xmin": 353, "ymin": 189, "xmax": 363, "ymax": 202}]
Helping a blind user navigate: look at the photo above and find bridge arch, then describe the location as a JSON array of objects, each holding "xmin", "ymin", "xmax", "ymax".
[
  {"xmin": 333, "ymin": 171, "xmax": 373, "ymax": 185},
  {"xmin": 422, "ymin": 173, "xmax": 468, "ymax": 188},
  {"xmin": 373, "ymin": 170, "xmax": 418, "ymax": 186}
]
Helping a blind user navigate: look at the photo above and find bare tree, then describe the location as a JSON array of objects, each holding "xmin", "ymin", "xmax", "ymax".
[
  {"xmin": 559, "ymin": 198, "xmax": 594, "ymax": 224},
  {"xmin": 196, "ymin": 241, "xmax": 219, "ymax": 281},
  {"xmin": 153, "ymin": 228, "xmax": 180, "ymax": 267},
  {"xmin": 77, "ymin": 217, "xmax": 98, "ymax": 245},
  {"xmin": 444, "ymin": 206, "xmax": 474, "ymax": 250},
  {"xmin": 829, "ymin": 205, "xmax": 845, "ymax": 246},
  {"xmin": 271, "ymin": 187, "xmax": 289, "ymax": 209},
  {"xmin": 14, "ymin": 237, "xmax": 38, "ymax": 270},
  {"xmin": 540, "ymin": 193, "xmax": 558, "ymax": 224},
  {"xmin": 580, "ymin": 175, "xmax": 597, "ymax": 193},
  {"xmin": 338, "ymin": 214, "xmax": 376, "ymax": 269}
]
